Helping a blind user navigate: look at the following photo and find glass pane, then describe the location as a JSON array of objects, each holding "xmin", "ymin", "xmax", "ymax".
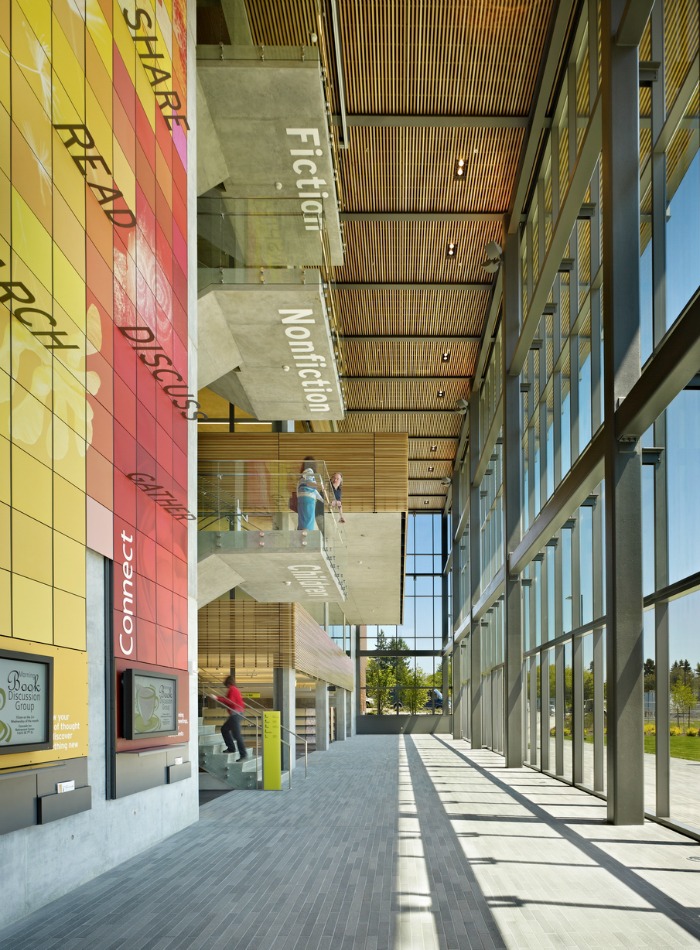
[
  {"xmin": 667, "ymin": 390, "xmax": 700, "ymax": 584},
  {"xmin": 668, "ymin": 591, "xmax": 700, "ymax": 832}
]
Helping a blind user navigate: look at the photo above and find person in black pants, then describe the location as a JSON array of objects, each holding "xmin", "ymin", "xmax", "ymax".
[{"xmin": 210, "ymin": 675, "xmax": 247, "ymax": 761}]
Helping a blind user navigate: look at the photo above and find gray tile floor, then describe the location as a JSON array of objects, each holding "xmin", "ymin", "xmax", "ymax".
[{"xmin": 1, "ymin": 734, "xmax": 699, "ymax": 949}]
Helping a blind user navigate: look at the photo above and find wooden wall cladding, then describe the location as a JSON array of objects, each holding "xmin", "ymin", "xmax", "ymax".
[
  {"xmin": 198, "ymin": 600, "xmax": 353, "ymax": 690},
  {"xmin": 293, "ymin": 605, "xmax": 354, "ymax": 691},
  {"xmin": 199, "ymin": 432, "xmax": 408, "ymax": 513},
  {"xmin": 199, "ymin": 601, "xmax": 294, "ymax": 671}
]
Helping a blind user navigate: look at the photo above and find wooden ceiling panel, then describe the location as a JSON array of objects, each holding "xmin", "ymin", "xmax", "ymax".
[
  {"xmin": 338, "ymin": 413, "xmax": 462, "ymax": 438},
  {"xmin": 339, "ymin": 127, "xmax": 524, "ymax": 213},
  {"xmin": 334, "ymin": 288, "xmax": 490, "ymax": 336},
  {"xmin": 409, "ymin": 460, "xmax": 453, "ymax": 480},
  {"xmin": 409, "ymin": 439, "xmax": 459, "ymax": 460},
  {"xmin": 340, "ymin": 341, "xmax": 479, "ymax": 378},
  {"xmin": 343, "ymin": 378, "xmax": 470, "ymax": 411},
  {"xmin": 338, "ymin": 0, "xmax": 554, "ymax": 116},
  {"xmin": 335, "ymin": 220, "xmax": 504, "ymax": 283}
]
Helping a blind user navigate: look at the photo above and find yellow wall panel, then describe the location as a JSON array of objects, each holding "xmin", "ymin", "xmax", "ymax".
[
  {"xmin": 54, "ymin": 589, "xmax": 86, "ymax": 650},
  {"xmin": 16, "ymin": 0, "xmax": 51, "ymax": 50},
  {"xmin": 0, "ymin": 106, "xmax": 9, "ymax": 174},
  {"xmin": 12, "ymin": 444, "xmax": 52, "ymax": 524},
  {"xmin": 12, "ymin": 573, "xmax": 52, "ymax": 642},
  {"xmin": 12, "ymin": 509, "xmax": 52, "ymax": 585},
  {"xmin": 0, "ymin": 305, "xmax": 9, "ymax": 378},
  {"xmin": 52, "ymin": 136, "xmax": 86, "ymax": 227},
  {"xmin": 52, "ymin": 305, "xmax": 86, "ymax": 389},
  {"xmin": 11, "ymin": 127, "xmax": 52, "ymax": 233},
  {"xmin": 11, "ymin": 320, "xmax": 53, "ymax": 399},
  {"xmin": 11, "ymin": 190, "xmax": 52, "ymax": 294},
  {"xmin": 53, "ymin": 0, "xmax": 84, "ymax": 39},
  {"xmin": 86, "ymin": 36, "xmax": 113, "ymax": 134},
  {"xmin": 0, "ymin": 500, "xmax": 9, "ymax": 570},
  {"xmin": 53, "ymin": 360, "xmax": 86, "ymax": 439},
  {"xmin": 10, "ymin": 63, "xmax": 53, "ymax": 172},
  {"xmin": 51, "ymin": 71, "xmax": 85, "ymax": 129},
  {"xmin": 53, "ymin": 472, "xmax": 86, "ymax": 543},
  {"xmin": 0, "ymin": 434, "xmax": 9, "ymax": 504},
  {"xmin": 53, "ymin": 247, "xmax": 86, "ymax": 332},
  {"xmin": 0, "ymin": 369, "xmax": 9, "ymax": 439},
  {"xmin": 11, "ymin": 383, "xmax": 52, "ymax": 466},
  {"xmin": 11, "ymin": 4, "xmax": 52, "ymax": 115},
  {"xmin": 53, "ymin": 189, "xmax": 85, "ymax": 280},
  {"xmin": 0, "ymin": 172, "xmax": 9, "ymax": 252},
  {"xmin": 54, "ymin": 531, "xmax": 85, "ymax": 597},
  {"xmin": 87, "ymin": 0, "xmax": 113, "ymax": 75},
  {"xmin": 52, "ymin": 417, "xmax": 86, "ymax": 490},
  {"xmin": 52, "ymin": 16, "xmax": 84, "ymax": 114},
  {"xmin": 0, "ymin": 570, "xmax": 10, "ymax": 637},
  {"xmin": 0, "ymin": 41, "xmax": 9, "ymax": 113},
  {"xmin": 85, "ymin": 85, "xmax": 113, "ymax": 170}
]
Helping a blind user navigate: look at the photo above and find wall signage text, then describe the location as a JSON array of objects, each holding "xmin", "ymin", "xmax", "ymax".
[{"xmin": 53, "ymin": 124, "xmax": 136, "ymax": 228}]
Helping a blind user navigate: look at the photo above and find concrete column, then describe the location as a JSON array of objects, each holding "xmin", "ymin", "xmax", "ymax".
[
  {"xmin": 336, "ymin": 687, "xmax": 348, "ymax": 740},
  {"xmin": 273, "ymin": 667, "xmax": 296, "ymax": 772},
  {"xmin": 502, "ymin": 230, "xmax": 523, "ymax": 767},
  {"xmin": 347, "ymin": 687, "xmax": 356, "ymax": 737},
  {"xmin": 315, "ymin": 680, "xmax": 329, "ymax": 751},
  {"xmin": 602, "ymin": 0, "xmax": 644, "ymax": 824}
]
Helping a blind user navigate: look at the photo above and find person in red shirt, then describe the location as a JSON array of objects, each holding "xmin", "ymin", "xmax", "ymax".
[{"xmin": 211, "ymin": 675, "xmax": 247, "ymax": 761}]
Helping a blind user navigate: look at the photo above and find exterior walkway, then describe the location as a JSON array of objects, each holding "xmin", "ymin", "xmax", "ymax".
[{"xmin": 1, "ymin": 734, "xmax": 699, "ymax": 949}]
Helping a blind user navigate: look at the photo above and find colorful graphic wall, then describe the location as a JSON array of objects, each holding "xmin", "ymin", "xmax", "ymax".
[{"xmin": 0, "ymin": 0, "xmax": 190, "ymax": 767}]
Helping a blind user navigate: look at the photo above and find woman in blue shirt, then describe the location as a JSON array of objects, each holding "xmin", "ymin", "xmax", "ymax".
[{"xmin": 297, "ymin": 458, "xmax": 326, "ymax": 530}]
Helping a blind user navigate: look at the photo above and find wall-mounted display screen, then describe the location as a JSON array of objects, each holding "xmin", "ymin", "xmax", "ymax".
[
  {"xmin": 0, "ymin": 651, "xmax": 53, "ymax": 754},
  {"xmin": 122, "ymin": 669, "xmax": 178, "ymax": 740}
]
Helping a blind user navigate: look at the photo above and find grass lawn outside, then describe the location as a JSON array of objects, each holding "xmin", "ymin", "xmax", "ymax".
[{"xmin": 644, "ymin": 734, "xmax": 700, "ymax": 761}]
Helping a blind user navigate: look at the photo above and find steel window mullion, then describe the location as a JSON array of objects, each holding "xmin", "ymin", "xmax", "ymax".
[
  {"xmin": 650, "ymin": 0, "xmax": 670, "ymax": 818},
  {"xmin": 555, "ymin": 643, "xmax": 565, "ymax": 775},
  {"xmin": 593, "ymin": 626, "xmax": 605, "ymax": 791}
]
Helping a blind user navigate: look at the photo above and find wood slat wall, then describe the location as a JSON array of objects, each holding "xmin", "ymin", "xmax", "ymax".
[
  {"xmin": 199, "ymin": 601, "xmax": 294, "ymax": 671},
  {"xmin": 199, "ymin": 600, "xmax": 353, "ymax": 690},
  {"xmin": 294, "ymin": 605, "xmax": 354, "ymax": 690},
  {"xmin": 199, "ymin": 432, "xmax": 408, "ymax": 512}
]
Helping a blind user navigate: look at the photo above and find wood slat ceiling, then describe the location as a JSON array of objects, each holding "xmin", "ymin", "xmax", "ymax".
[{"xmin": 243, "ymin": 0, "xmax": 561, "ymax": 509}]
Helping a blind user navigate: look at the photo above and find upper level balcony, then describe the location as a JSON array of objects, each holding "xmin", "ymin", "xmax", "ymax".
[
  {"xmin": 198, "ymin": 459, "xmax": 346, "ymax": 608},
  {"xmin": 198, "ymin": 266, "xmax": 344, "ymax": 422},
  {"xmin": 197, "ymin": 43, "xmax": 343, "ymax": 267}
]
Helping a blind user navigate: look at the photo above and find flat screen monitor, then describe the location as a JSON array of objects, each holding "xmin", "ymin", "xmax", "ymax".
[{"xmin": 122, "ymin": 669, "xmax": 178, "ymax": 740}]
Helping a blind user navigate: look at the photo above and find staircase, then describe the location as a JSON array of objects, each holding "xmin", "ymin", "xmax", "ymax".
[{"xmin": 198, "ymin": 717, "xmax": 261, "ymax": 790}]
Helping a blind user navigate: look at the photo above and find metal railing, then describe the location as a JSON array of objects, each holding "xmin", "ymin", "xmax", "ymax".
[
  {"xmin": 198, "ymin": 675, "xmax": 308, "ymax": 790},
  {"xmin": 198, "ymin": 459, "xmax": 347, "ymax": 596}
]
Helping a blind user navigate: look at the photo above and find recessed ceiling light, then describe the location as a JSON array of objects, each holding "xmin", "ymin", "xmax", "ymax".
[
  {"xmin": 423, "ymin": 500, "xmax": 430, "ymax": 505},
  {"xmin": 427, "ymin": 466, "xmax": 435, "ymax": 472},
  {"xmin": 454, "ymin": 158, "xmax": 466, "ymax": 179},
  {"xmin": 446, "ymin": 242, "xmax": 457, "ymax": 259},
  {"xmin": 430, "ymin": 444, "xmax": 437, "ymax": 452},
  {"xmin": 441, "ymin": 351, "xmax": 450, "ymax": 362},
  {"xmin": 437, "ymin": 389, "xmax": 445, "ymax": 398}
]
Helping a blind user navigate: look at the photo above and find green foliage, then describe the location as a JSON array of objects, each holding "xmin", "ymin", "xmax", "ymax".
[{"xmin": 670, "ymin": 679, "xmax": 695, "ymax": 727}]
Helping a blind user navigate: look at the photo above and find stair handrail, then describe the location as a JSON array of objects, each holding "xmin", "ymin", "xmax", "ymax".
[
  {"xmin": 198, "ymin": 675, "xmax": 309, "ymax": 785},
  {"xmin": 199, "ymin": 682, "xmax": 262, "ymax": 788}
]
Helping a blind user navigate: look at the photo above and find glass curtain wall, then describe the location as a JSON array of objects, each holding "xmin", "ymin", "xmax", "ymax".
[
  {"xmin": 447, "ymin": 0, "xmax": 699, "ymax": 835},
  {"xmin": 360, "ymin": 513, "xmax": 446, "ymax": 715}
]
